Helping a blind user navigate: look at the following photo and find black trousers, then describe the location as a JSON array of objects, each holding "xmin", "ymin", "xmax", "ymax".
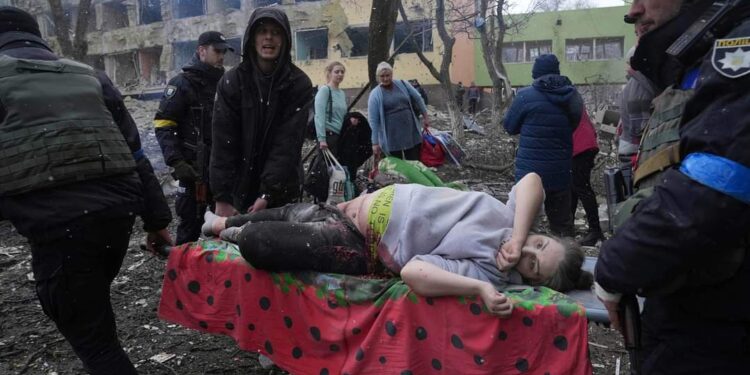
[
  {"xmin": 571, "ymin": 149, "xmax": 601, "ymax": 232},
  {"xmin": 227, "ymin": 203, "xmax": 371, "ymax": 274},
  {"xmin": 175, "ymin": 183, "xmax": 214, "ymax": 245},
  {"xmin": 638, "ymin": 298, "xmax": 750, "ymax": 374},
  {"xmin": 468, "ymin": 98, "xmax": 479, "ymax": 114},
  {"xmin": 388, "ymin": 143, "xmax": 421, "ymax": 161},
  {"xmin": 30, "ymin": 216, "xmax": 137, "ymax": 375},
  {"xmin": 544, "ymin": 188, "xmax": 575, "ymax": 237}
]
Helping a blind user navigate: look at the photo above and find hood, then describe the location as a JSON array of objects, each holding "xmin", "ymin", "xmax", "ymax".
[
  {"xmin": 182, "ymin": 53, "xmax": 225, "ymax": 82},
  {"xmin": 532, "ymin": 74, "xmax": 576, "ymax": 104},
  {"xmin": 241, "ymin": 8, "xmax": 292, "ymax": 71},
  {"xmin": 0, "ymin": 31, "xmax": 51, "ymax": 52}
]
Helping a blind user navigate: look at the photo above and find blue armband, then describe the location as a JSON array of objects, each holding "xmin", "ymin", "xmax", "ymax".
[
  {"xmin": 680, "ymin": 68, "xmax": 700, "ymax": 90},
  {"xmin": 679, "ymin": 152, "xmax": 750, "ymax": 204},
  {"xmin": 133, "ymin": 148, "xmax": 145, "ymax": 161}
]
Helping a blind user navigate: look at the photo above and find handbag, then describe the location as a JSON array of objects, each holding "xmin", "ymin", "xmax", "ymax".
[
  {"xmin": 419, "ymin": 128, "xmax": 445, "ymax": 167},
  {"xmin": 303, "ymin": 149, "xmax": 329, "ymax": 202},
  {"xmin": 322, "ymin": 149, "xmax": 355, "ymax": 204}
]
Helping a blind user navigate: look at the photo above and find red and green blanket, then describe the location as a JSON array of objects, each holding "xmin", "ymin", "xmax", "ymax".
[{"xmin": 158, "ymin": 240, "xmax": 592, "ymax": 374}]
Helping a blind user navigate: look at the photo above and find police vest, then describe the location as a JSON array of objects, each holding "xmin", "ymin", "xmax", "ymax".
[
  {"xmin": 614, "ymin": 81, "xmax": 746, "ymax": 294},
  {"xmin": 0, "ymin": 56, "xmax": 136, "ymax": 196}
]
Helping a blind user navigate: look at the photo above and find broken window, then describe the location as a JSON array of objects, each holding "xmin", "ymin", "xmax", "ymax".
[
  {"xmin": 594, "ymin": 37, "xmax": 624, "ymax": 60},
  {"xmin": 502, "ymin": 42, "xmax": 524, "ymax": 63},
  {"xmin": 206, "ymin": 0, "xmax": 241, "ymax": 14},
  {"xmin": 254, "ymin": 0, "xmax": 280, "ymax": 6},
  {"xmin": 345, "ymin": 26, "xmax": 368, "ymax": 57},
  {"xmin": 393, "ymin": 20, "xmax": 433, "ymax": 54},
  {"xmin": 66, "ymin": 5, "xmax": 98, "ymax": 33},
  {"xmin": 138, "ymin": 47, "xmax": 165, "ymax": 85},
  {"xmin": 295, "ymin": 28, "xmax": 328, "ymax": 61},
  {"xmin": 139, "ymin": 0, "xmax": 162, "ymax": 24},
  {"xmin": 222, "ymin": 37, "xmax": 243, "ymax": 68},
  {"xmin": 173, "ymin": 40, "xmax": 199, "ymax": 70},
  {"xmin": 100, "ymin": 1, "xmax": 129, "ymax": 31},
  {"xmin": 173, "ymin": 0, "xmax": 205, "ymax": 19},
  {"xmin": 105, "ymin": 52, "xmax": 139, "ymax": 88},
  {"xmin": 566, "ymin": 38, "xmax": 594, "ymax": 61},
  {"xmin": 525, "ymin": 40, "xmax": 552, "ymax": 62}
]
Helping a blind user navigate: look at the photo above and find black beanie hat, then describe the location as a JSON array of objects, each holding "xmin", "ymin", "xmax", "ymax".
[{"xmin": 0, "ymin": 7, "xmax": 42, "ymax": 38}]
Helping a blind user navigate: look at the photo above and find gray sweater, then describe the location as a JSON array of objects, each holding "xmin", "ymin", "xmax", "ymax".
[{"xmin": 379, "ymin": 184, "xmax": 524, "ymax": 290}]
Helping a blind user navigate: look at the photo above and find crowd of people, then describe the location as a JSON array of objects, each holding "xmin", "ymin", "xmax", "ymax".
[{"xmin": 1, "ymin": 0, "xmax": 748, "ymax": 373}]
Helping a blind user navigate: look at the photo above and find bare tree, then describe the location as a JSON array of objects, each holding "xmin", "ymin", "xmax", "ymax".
[
  {"xmin": 398, "ymin": 0, "xmax": 465, "ymax": 143},
  {"xmin": 48, "ymin": 0, "xmax": 93, "ymax": 60},
  {"xmin": 475, "ymin": 0, "xmax": 536, "ymax": 119},
  {"xmin": 367, "ymin": 0, "xmax": 400, "ymax": 86}
]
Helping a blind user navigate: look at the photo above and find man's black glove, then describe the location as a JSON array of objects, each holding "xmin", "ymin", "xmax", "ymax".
[{"xmin": 172, "ymin": 160, "xmax": 199, "ymax": 182}]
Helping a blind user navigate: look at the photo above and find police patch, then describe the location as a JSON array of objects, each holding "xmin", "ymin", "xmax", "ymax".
[
  {"xmin": 165, "ymin": 85, "xmax": 177, "ymax": 98},
  {"xmin": 711, "ymin": 37, "xmax": 750, "ymax": 79}
]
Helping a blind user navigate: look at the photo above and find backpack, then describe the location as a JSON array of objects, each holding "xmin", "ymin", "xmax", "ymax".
[{"xmin": 305, "ymin": 85, "xmax": 333, "ymax": 140}]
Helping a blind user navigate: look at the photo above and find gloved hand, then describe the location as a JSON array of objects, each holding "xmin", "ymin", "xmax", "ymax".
[
  {"xmin": 172, "ymin": 160, "xmax": 198, "ymax": 182},
  {"xmin": 145, "ymin": 228, "xmax": 174, "ymax": 257}
]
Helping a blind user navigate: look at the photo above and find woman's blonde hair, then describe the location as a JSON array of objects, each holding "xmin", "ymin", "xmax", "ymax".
[
  {"xmin": 375, "ymin": 61, "xmax": 393, "ymax": 77},
  {"xmin": 325, "ymin": 61, "xmax": 345, "ymax": 81}
]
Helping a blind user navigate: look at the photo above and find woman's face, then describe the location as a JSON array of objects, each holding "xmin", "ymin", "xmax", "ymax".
[
  {"xmin": 513, "ymin": 234, "xmax": 565, "ymax": 284},
  {"xmin": 328, "ymin": 65, "xmax": 345, "ymax": 85},
  {"xmin": 378, "ymin": 70, "xmax": 393, "ymax": 87}
]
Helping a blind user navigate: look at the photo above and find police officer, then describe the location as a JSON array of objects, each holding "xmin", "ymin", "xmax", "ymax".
[
  {"xmin": 154, "ymin": 31, "xmax": 232, "ymax": 244},
  {"xmin": 0, "ymin": 7, "xmax": 172, "ymax": 374},
  {"xmin": 594, "ymin": 0, "xmax": 750, "ymax": 373}
]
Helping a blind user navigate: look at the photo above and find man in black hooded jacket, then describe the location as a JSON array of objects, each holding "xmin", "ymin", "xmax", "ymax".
[
  {"xmin": 154, "ymin": 31, "xmax": 232, "ymax": 244},
  {"xmin": 211, "ymin": 8, "xmax": 313, "ymax": 216},
  {"xmin": 0, "ymin": 6, "xmax": 172, "ymax": 374}
]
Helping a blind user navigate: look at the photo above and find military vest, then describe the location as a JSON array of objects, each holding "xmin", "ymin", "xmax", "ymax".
[{"xmin": 0, "ymin": 56, "xmax": 136, "ymax": 196}]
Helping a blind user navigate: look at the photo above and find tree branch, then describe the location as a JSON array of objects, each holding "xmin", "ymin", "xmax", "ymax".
[
  {"xmin": 72, "ymin": 0, "xmax": 93, "ymax": 61},
  {"xmin": 397, "ymin": 2, "xmax": 441, "ymax": 81},
  {"xmin": 47, "ymin": 0, "xmax": 73, "ymax": 57}
]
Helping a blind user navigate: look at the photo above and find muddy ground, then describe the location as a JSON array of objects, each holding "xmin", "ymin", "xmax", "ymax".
[{"xmin": 0, "ymin": 101, "xmax": 629, "ymax": 374}]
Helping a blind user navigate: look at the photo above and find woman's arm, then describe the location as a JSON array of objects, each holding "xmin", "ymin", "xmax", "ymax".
[
  {"xmin": 401, "ymin": 260, "xmax": 513, "ymax": 317},
  {"xmin": 314, "ymin": 86, "xmax": 329, "ymax": 144},
  {"xmin": 367, "ymin": 90, "xmax": 382, "ymax": 158},
  {"xmin": 498, "ymin": 173, "xmax": 544, "ymax": 270}
]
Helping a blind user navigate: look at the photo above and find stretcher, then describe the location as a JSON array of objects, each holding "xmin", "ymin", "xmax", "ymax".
[{"xmin": 158, "ymin": 240, "xmax": 594, "ymax": 374}]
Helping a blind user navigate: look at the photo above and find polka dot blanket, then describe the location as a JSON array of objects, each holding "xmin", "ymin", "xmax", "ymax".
[{"xmin": 158, "ymin": 240, "xmax": 592, "ymax": 375}]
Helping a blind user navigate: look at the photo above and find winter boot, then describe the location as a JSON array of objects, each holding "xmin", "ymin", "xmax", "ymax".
[{"xmin": 580, "ymin": 230, "xmax": 604, "ymax": 246}]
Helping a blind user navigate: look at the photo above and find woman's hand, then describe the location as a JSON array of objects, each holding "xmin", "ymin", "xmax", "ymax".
[
  {"xmin": 479, "ymin": 283, "xmax": 514, "ymax": 317},
  {"xmin": 372, "ymin": 144, "xmax": 382, "ymax": 160},
  {"xmin": 319, "ymin": 141, "xmax": 329, "ymax": 150},
  {"xmin": 497, "ymin": 238, "xmax": 524, "ymax": 271},
  {"xmin": 422, "ymin": 115, "xmax": 431, "ymax": 129}
]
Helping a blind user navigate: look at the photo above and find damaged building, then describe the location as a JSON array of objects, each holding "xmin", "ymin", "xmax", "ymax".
[{"xmin": 20, "ymin": 0, "xmax": 470, "ymax": 96}]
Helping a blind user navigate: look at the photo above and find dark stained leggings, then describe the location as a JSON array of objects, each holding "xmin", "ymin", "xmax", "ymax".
[{"xmin": 226, "ymin": 203, "xmax": 371, "ymax": 275}]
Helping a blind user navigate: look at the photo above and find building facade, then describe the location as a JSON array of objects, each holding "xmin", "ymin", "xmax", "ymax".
[
  {"xmin": 21, "ymin": 0, "xmax": 465, "ymax": 94},
  {"xmin": 474, "ymin": 5, "xmax": 635, "ymax": 88}
]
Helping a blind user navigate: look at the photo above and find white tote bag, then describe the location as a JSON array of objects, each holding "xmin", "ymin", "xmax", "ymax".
[{"xmin": 323, "ymin": 149, "xmax": 347, "ymax": 205}]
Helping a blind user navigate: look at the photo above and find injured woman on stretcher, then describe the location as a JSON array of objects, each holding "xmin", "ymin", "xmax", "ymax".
[{"xmin": 201, "ymin": 173, "xmax": 593, "ymax": 317}]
